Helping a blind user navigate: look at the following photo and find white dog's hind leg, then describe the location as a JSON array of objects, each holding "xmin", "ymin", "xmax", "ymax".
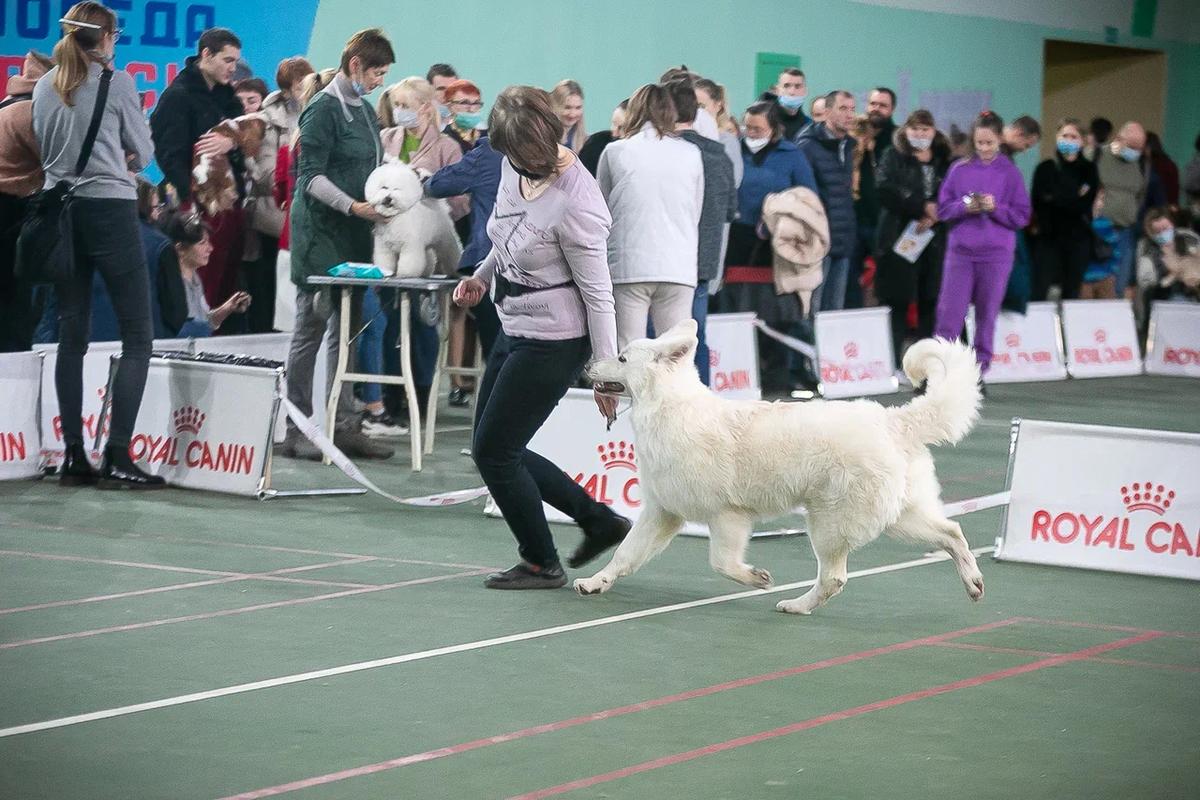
[
  {"xmin": 885, "ymin": 507, "xmax": 984, "ymax": 601},
  {"xmin": 706, "ymin": 511, "xmax": 772, "ymax": 588},
  {"xmin": 574, "ymin": 506, "xmax": 683, "ymax": 596},
  {"xmin": 777, "ymin": 516, "xmax": 850, "ymax": 615}
]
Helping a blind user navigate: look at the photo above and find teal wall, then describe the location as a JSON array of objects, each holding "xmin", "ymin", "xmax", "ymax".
[{"xmin": 306, "ymin": 0, "xmax": 1200, "ymax": 168}]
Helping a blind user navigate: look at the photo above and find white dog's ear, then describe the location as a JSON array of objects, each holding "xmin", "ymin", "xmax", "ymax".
[
  {"xmin": 665, "ymin": 318, "xmax": 699, "ymax": 339},
  {"xmin": 382, "ymin": 153, "xmax": 399, "ymax": 165}
]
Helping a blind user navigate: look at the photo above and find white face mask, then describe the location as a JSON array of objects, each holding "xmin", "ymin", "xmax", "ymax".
[
  {"xmin": 744, "ymin": 136, "xmax": 770, "ymax": 153},
  {"xmin": 392, "ymin": 108, "xmax": 420, "ymax": 129},
  {"xmin": 907, "ymin": 134, "xmax": 932, "ymax": 151}
]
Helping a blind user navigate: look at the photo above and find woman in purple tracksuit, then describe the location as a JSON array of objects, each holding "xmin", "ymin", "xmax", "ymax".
[{"xmin": 934, "ymin": 112, "xmax": 1031, "ymax": 380}]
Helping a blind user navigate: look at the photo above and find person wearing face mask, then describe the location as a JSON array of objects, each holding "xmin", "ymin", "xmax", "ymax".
[
  {"xmin": 760, "ymin": 68, "xmax": 809, "ymax": 141},
  {"xmin": 1136, "ymin": 209, "xmax": 1199, "ymax": 325},
  {"xmin": 874, "ymin": 109, "xmax": 952, "ymax": 368},
  {"xmin": 1030, "ymin": 119, "xmax": 1100, "ymax": 301},
  {"xmin": 442, "ymin": 79, "xmax": 486, "ymax": 156},
  {"xmin": 1096, "ymin": 121, "xmax": 1150, "ymax": 297},
  {"xmin": 717, "ymin": 101, "xmax": 816, "ymax": 394},
  {"xmin": 33, "ymin": 2, "xmax": 161, "ymax": 488},
  {"xmin": 425, "ymin": 63, "xmax": 458, "ymax": 131},
  {"xmin": 281, "ymin": 28, "xmax": 397, "ymax": 462},
  {"xmin": 933, "ymin": 112, "xmax": 1031, "ymax": 388},
  {"xmin": 451, "ymin": 85, "xmax": 631, "ymax": 590}
]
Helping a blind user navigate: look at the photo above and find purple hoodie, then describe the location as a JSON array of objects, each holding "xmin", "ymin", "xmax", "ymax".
[{"xmin": 937, "ymin": 154, "xmax": 1031, "ymax": 258}]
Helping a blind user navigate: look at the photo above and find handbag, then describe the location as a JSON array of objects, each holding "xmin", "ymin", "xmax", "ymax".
[{"xmin": 14, "ymin": 69, "xmax": 112, "ymax": 284}]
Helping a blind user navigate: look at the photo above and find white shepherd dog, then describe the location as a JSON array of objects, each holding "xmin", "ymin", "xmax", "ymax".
[{"xmin": 577, "ymin": 319, "xmax": 986, "ymax": 616}]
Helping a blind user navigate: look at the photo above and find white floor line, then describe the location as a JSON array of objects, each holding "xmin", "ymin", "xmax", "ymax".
[{"xmin": 0, "ymin": 545, "xmax": 994, "ymax": 739}]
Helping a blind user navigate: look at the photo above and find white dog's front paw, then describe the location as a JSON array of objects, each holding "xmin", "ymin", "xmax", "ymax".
[
  {"xmin": 965, "ymin": 572, "xmax": 985, "ymax": 602},
  {"xmin": 748, "ymin": 566, "xmax": 773, "ymax": 589},
  {"xmin": 776, "ymin": 597, "xmax": 815, "ymax": 615},
  {"xmin": 574, "ymin": 576, "xmax": 611, "ymax": 596}
]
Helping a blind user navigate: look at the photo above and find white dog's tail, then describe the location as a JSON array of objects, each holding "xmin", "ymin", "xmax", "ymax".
[{"xmin": 891, "ymin": 338, "xmax": 981, "ymax": 446}]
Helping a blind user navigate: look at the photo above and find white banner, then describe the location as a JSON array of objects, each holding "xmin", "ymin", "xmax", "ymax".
[
  {"xmin": 0, "ymin": 352, "xmax": 43, "ymax": 480},
  {"xmin": 996, "ymin": 419, "xmax": 1200, "ymax": 581},
  {"xmin": 815, "ymin": 308, "xmax": 898, "ymax": 398},
  {"xmin": 967, "ymin": 302, "xmax": 1067, "ymax": 383},
  {"xmin": 191, "ymin": 332, "xmax": 330, "ymax": 442},
  {"xmin": 1061, "ymin": 299, "xmax": 1143, "ymax": 378},
  {"xmin": 100, "ymin": 357, "xmax": 279, "ymax": 496},
  {"xmin": 705, "ymin": 313, "xmax": 761, "ymax": 400},
  {"xmin": 1145, "ymin": 302, "xmax": 1200, "ymax": 378},
  {"xmin": 33, "ymin": 339, "xmax": 192, "ymax": 467}
]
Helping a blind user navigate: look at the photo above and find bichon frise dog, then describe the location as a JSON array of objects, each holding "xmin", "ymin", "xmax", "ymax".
[
  {"xmin": 577, "ymin": 320, "xmax": 985, "ymax": 616},
  {"xmin": 364, "ymin": 158, "xmax": 462, "ymax": 278}
]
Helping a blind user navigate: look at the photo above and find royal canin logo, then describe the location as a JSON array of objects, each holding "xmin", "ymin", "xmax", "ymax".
[
  {"xmin": 598, "ymin": 441, "xmax": 636, "ymax": 472},
  {"xmin": 574, "ymin": 440, "xmax": 640, "ymax": 508},
  {"xmin": 1094, "ymin": 328, "xmax": 1107, "ymax": 344},
  {"xmin": 843, "ymin": 341, "xmax": 859, "ymax": 359},
  {"xmin": 1005, "ymin": 332, "xmax": 1021, "ymax": 348},
  {"xmin": 1031, "ymin": 483, "xmax": 1196, "ymax": 557},
  {"xmin": 173, "ymin": 406, "xmax": 206, "ymax": 435}
]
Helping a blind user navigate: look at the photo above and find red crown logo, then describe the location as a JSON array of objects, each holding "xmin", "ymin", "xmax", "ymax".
[
  {"xmin": 1094, "ymin": 328, "xmax": 1107, "ymax": 344},
  {"xmin": 597, "ymin": 440, "xmax": 636, "ymax": 472},
  {"xmin": 1005, "ymin": 332, "xmax": 1021, "ymax": 348},
  {"xmin": 1120, "ymin": 482, "xmax": 1175, "ymax": 515},
  {"xmin": 709, "ymin": 349, "xmax": 720, "ymax": 368},
  {"xmin": 173, "ymin": 405, "xmax": 207, "ymax": 435},
  {"xmin": 844, "ymin": 341, "xmax": 859, "ymax": 359}
]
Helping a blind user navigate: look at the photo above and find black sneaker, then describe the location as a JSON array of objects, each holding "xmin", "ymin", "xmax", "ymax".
[
  {"xmin": 484, "ymin": 561, "xmax": 567, "ymax": 590},
  {"xmin": 567, "ymin": 512, "xmax": 632, "ymax": 569},
  {"xmin": 361, "ymin": 410, "xmax": 408, "ymax": 438},
  {"xmin": 448, "ymin": 386, "xmax": 471, "ymax": 407}
]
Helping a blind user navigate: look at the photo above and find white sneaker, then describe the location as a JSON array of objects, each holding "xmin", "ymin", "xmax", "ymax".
[{"xmin": 361, "ymin": 411, "xmax": 409, "ymax": 438}]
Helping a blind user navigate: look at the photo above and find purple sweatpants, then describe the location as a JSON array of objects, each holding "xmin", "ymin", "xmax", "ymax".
[{"xmin": 933, "ymin": 252, "xmax": 1013, "ymax": 373}]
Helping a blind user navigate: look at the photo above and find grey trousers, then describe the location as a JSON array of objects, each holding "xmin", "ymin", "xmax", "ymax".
[{"xmin": 286, "ymin": 287, "xmax": 360, "ymax": 432}]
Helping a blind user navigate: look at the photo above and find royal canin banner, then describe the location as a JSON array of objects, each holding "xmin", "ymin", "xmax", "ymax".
[
  {"xmin": 705, "ymin": 313, "xmax": 761, "ymax": 400},
  {"xmin": 1145, "ymin": 302, "xmax": 1200, "ymax": 378},
  {"xmin": 0, "ymin": 352, "xmax": 42, "ymax": 480},
  {"xmin": 996, "ymin": 418, "xmax": 1200, "ymax": 581},
  {"xmin": 968, "ymin": 302, "xmax": 1068, "ymax": 384},
  {"xmin": 815, "ymin": 308, "xmax": 898, "ymax": 399},
  {"xmin": 1061, "ymin": 299, "xmax": 1143, "ymax": 378},
  {"xmin": 99, "ymin": 356, "xmax": 279, "ymax": 495},
  {"xmin": 34, "ymin": 339, "xmax": 191, "ymax": 468}
]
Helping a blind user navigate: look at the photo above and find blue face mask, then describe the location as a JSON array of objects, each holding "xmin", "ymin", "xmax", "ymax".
[
  {"xmin": 1056, "ymin": 139, "xmax": 1081, "ymax": 156},
  {"xmin": 1119, "ymin": 146, "xmax": 1141, "ymax": 163},
  {"xmin": 1152, "ymin": 228, "xmax": 1175, "ymax": 246},
  {"xmin": 778, "ymin": 94, "xmax": 806, "ymax": 111},
  {"xmin": 392, "ymin": 108, "xmax": 420, "ymax": 128},
  {"xmin": 455, "ymin": 111, "xmax": 484, "ymax": 129},
  {"xmin": 438, "ymin": 104, "xmax": 451, "ymax": 121}
]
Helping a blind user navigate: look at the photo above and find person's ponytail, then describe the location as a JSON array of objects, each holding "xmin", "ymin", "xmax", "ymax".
[{"xmin": 52, "ymin": 2, "xmax": 116, "ymax": 107}]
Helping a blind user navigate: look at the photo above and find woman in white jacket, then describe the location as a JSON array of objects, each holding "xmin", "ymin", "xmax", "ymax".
[{"xmin": 598, "ymin": 83, "xmax": 704, "ymax": 348}]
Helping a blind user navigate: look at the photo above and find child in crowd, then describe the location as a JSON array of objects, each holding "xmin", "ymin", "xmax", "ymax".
[{"xmin": 1081, "ymin": 206, "xmax": 1120, "ymax": 300}]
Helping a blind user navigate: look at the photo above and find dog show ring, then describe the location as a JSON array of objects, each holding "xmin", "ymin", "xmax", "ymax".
[{"xmin": 307, "ymin": 275, "xmax": 461, "ymax": 471}]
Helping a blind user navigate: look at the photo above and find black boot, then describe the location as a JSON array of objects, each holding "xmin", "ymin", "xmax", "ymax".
[
  {"xmin": 484, "ymin": 561, "xmax": 567, "ymax": 590},
  {"xmin": 567, "ymin": 511, "xmax": 633, "ymax": 569},
  {"xmin": 97, "ymin": 446, "xmax": 166, "ymax": 490},
  {"xmin": 59, "ymin": 443, "xmax": 100, "ymax": 486}
]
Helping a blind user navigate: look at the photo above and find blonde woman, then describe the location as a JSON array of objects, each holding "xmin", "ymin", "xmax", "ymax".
[
  {"xmin": 551, "ymin": 79, "xmax": 586, "ymax": 152},
  {"xmin": 378, "ymin": 77, "xmax": 466, "ymax": 216},
  {"xmin": 694, "ymin": 77, "xmax": 743, "ymax": 187},
  {"xmin": 32, "ymin": 2, "xmax": 161, "ymax": 488}
]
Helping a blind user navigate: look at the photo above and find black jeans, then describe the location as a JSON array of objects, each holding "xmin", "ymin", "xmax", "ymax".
[
  {"xmin": 0, "ymin": 192, "xmax": 36, "ymax": 352},
  {"xmin": 473, "ymin": 333, "xmax": 610, "ymax": 568},
  {"xmin": 244, "ymin": 232, "xmax": 279, "ymax": 333},
  {"xmin": 56, "ymin": 199, "xmax": 153, "ymax": 450}
]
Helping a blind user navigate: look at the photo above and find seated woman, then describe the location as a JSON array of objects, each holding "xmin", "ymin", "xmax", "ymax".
[{"xmin": 157, "ymin": 210, "xmax": 252, "ymax": 338}]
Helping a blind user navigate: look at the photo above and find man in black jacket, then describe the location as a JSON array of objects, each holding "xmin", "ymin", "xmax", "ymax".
[
  {"xmin": 150, "ymin": 28, "xmax": 247, "ymax": 324},
  {"xmin": 850, "ymin": 87, "xmax": 898, "ymax": 308},
  {"xmin": 759, "ymin": 68, "xmax": 810, "ymax": 142},
  {"xmin": 797, "ymin": 90, "xmax": 857, "ymax": 313}
]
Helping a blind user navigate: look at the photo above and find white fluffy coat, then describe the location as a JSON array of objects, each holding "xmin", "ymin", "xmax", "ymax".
[
  {"xmin": 364, "ymin": 158, "xmax": 462, "ymax": 278},
  {"xmin": 578, "ymin": 321, "xmax": 986, "ymax": 615}
]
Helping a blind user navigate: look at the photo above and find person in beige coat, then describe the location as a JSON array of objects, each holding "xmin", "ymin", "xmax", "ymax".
[
  {"xmin": 379, "ymin": 77, "xmax": 468, "ymax": 220},
  {"xmin": 761, "ymin": 186, "xmax": 831, "ymax": 315}
]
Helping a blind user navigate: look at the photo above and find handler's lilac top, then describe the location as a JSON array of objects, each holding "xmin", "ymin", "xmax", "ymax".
[{"xmin": 475, "ymin": 157, "xmax": 618, "ymax": 360}]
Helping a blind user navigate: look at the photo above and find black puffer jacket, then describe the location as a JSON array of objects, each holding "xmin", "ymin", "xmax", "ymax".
[
  {"xmin": 874, "ymin": 128, "xmax": 951, "ymax": 258},
  {"xmin": 795, "ymin": 122, "xmax": 855, "ymax": 258},
  {"xmin": 149, "ymin": 57, "xmax": 245, "ymax": 202}
]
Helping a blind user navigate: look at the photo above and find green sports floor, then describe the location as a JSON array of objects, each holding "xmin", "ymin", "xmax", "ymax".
[{"xmin": 1, "ymin": 376, "xmax": 1198, "ymax": 800}]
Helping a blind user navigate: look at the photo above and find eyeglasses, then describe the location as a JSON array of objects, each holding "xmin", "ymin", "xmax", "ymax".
[{"xmin": 448, "ymin": 99, "xmax": 483, "ymax": 110}]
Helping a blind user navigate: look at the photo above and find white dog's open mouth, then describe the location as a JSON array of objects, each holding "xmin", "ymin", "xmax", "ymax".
[{"xmin": 594, "ymin": 381, "xmax": 626, "ymax": 395}]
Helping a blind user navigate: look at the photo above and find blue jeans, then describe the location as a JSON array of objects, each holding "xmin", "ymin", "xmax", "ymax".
[
  {"xmin": 692, "ymin": 281, "xmax": 710, "ymax": 386},
  {"xmin": 820, "ymin": 255, "xmax": 851, "ymax": 312},
  {"xmin": 356, "ymin": 287, "xmax": 387, "ymax": 404},
  {"xmin": 1114, "ymin": 226, "xmax": 1137, "ymax": 294}
]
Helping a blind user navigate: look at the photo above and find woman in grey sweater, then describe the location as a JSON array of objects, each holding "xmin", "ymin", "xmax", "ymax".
[{"xmin": 32, "ymin": 2, "xmax": 162, "ymax": 489}]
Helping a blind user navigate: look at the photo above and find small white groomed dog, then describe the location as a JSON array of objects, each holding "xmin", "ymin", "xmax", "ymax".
[
  {"xmin": 364, "ymin": 158, "xmax": 462, "ymax": 278},
  {"xmin": 578, "ymin": 320, "xmax": 986, "ymax": 616}
]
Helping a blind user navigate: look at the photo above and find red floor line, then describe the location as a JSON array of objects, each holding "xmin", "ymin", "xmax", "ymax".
[
  {"xmin": 927, "ymin": 641, "xmax": 1200, "ymax": 672},
  {"xmin": 215, "ymin": 618, "xmax": 1024, "ymax": 800},
  {"xmin": 506, "ymin": 631, "xmax": 1163, "ymax": 800},
  {"xmin": 0, "ymin": 569, "xmax": 491, "ymax": 650},
  {"xmin": 1016, "ymin": 616, "xmax": 1200, "ymax": 639},
  {"xmin": 0, "ymin": 558, "xmax": 376, "ymax": 615}
]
